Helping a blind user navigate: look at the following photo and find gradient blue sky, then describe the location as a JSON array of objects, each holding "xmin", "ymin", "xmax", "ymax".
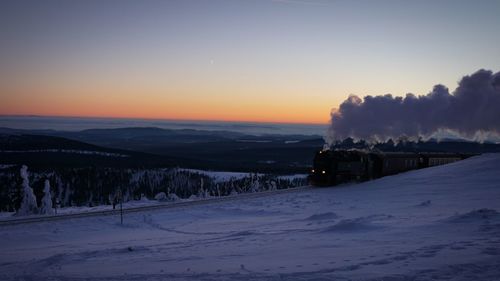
[{"xmin": 1, "ymin": 0, "xmax": 499, "ymax": 123}]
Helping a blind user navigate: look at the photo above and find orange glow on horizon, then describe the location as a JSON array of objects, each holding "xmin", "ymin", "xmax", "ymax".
[
  {"xmin": 0, "ymin": 95, "xmax": 332, "ymax": 125},
  {"xmin": 0, "ymin": 85, "xmax": 337, "ymax": 125},
  {"xmin": 0, "ymin": 111, "xmax": 330, "ymax": 125}
]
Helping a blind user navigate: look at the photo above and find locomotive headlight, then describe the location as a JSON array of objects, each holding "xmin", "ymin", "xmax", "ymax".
[
  {"xmin": 322, "ymin": 170, "xmax": 326, "ymax": 174},
  {"xmin": 311, "ymin": 169, "xmax": 315, "ymax": 173}
]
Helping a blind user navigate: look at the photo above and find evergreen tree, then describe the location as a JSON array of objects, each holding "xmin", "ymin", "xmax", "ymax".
[
  {"xmin": 250, "ymin": 175, "xmax": 260, "ymax": 193},
  {"xmin": 16, "ymin": 165, "xmax": 38, "ymax": 216},
  {"xmin": 40, "ymin": 179, "xmax": 54, "ymax": 215}
]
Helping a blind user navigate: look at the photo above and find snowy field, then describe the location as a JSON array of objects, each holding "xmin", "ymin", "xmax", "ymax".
[{"xmin": 1, "ymin": 154, "xmax": 500, "ymax": 281}]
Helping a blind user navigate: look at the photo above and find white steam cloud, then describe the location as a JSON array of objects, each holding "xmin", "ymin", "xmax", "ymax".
[{"xmin": 326, "ymin": 69, "xmax": 500, "ymax": 146}]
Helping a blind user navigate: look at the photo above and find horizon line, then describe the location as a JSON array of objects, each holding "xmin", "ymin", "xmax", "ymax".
[{"xmin": 0, "ymin": 114, "xmax": 329, "ymax": 126}]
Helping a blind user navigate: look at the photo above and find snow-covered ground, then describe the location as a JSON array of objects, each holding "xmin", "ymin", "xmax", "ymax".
[
  {"xmin": 175, "ymin": 169, "xmax": 307, "ymax": 183},
  {"xmin": 1, "ymin": 154, "xmax": 500, "ymax": 280},
  {"xmin": 176, "ymin": 168, "xmax": 257, "ymax": 183}
]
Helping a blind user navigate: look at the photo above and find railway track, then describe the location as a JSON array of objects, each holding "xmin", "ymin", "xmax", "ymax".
[{"xmin": 0, "ymin": 186, "xmax": 310, "ymax": 226}]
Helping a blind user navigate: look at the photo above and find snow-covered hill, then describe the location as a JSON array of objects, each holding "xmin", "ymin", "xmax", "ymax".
[{"xmin": 1, "ymin": 154, "xmax": 500, "ymax": 280}]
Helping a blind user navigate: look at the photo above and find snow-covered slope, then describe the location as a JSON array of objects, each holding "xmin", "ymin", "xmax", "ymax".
[{"xmin": 1, "ymin": 154, "xmax": 500, "ymax": 281}]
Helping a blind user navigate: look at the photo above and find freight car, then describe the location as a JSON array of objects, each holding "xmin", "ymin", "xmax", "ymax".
[{"xmin": 309, "ymin": 150, "xmax": 472, "ymax": 186}]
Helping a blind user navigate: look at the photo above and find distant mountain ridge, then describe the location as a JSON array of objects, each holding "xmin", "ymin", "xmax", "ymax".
[
  {"xmin": 0, "ymin": 134, "xmax": 180, "ymax": 168},
  {"xmin": 0, "ymin": 128, "xmax": 324, "ymax": 173},
  {"xmin": 2, "ymin": 127, "xmax": 498, "ymax": 173},
  {"xmin": 0, "ymin": 126, "xmax": 321, "ymax": 143}
]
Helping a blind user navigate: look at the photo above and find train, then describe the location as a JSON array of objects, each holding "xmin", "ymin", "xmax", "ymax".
[{"xmin": 309, "ymin": 149, "xmax": 474, "ymax": 186}]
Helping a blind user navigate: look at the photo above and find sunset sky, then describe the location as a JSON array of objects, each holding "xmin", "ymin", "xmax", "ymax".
[{"xmin": 1, "ymin": 0, "xmax": 499, "ymax": 124}]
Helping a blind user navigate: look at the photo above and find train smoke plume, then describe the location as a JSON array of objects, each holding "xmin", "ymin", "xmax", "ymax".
[{"xmin": 326, "ymin": 69, "xmax": 500, "ymax": 146}]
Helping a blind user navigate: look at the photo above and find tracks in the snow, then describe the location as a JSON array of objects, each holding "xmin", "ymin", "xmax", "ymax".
[{"xmin": 0, "ymin": 186, "xmax": 311, "ymax": 226}]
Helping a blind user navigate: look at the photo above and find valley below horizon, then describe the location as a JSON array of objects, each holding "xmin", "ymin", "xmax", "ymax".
[{"xmin": 0, "ymin": 115, "xmax": 327, "ymax": 137}]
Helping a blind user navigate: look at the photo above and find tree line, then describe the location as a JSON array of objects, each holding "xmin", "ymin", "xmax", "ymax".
[{"xmin": 0, "ymin": 165, "xmax": 306, "ymax": 214}]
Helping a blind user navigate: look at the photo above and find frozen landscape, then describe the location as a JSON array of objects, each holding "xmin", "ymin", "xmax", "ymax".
[{"xmin": 1, "ymin": 154, "xmax": 500, "ymax": 280}]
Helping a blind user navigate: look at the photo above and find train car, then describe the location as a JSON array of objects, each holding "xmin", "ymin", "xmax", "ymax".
[
  {"xmin": 376, "ymin": 152, "xmax": 420, "ymax": 177},
  {"xmin": 419, "ymin": 152, "xmax": 462, "ymax": 168}
]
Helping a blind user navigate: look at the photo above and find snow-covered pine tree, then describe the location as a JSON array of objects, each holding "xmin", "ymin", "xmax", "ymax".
[
  {"xmin": 250, "ymin": 175, "xmax": 260, "ymax": 193},
  {"xmin": 40, "ymin": 179, "xmax": 54, "ymax": 215},
  {"xmin": 168, "ymin": 192, "xmax": 180, "ymax": 201},
  {"xmin": 229, "ymin": 180, "xmax": 238, "ymax": 196},
  {"xmin": 16, "ymin": 165, "xmax": 38, "ymax": 216},
  {"xmin": 268, "ymin": 180, "xmax": 277, "ymax": 191},
  {"xmin": 216, "ymin": 184, "xmax": 221, "ymax": 197},
  {"xmin": 154, "ymin": 192, "xmax": 167, "ymax": 201}
]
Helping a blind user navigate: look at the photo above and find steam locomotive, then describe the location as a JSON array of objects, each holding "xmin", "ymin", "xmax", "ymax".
[{"xmin": 309, "ymin": 150, "xmax": 473, "ymax": 186}]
